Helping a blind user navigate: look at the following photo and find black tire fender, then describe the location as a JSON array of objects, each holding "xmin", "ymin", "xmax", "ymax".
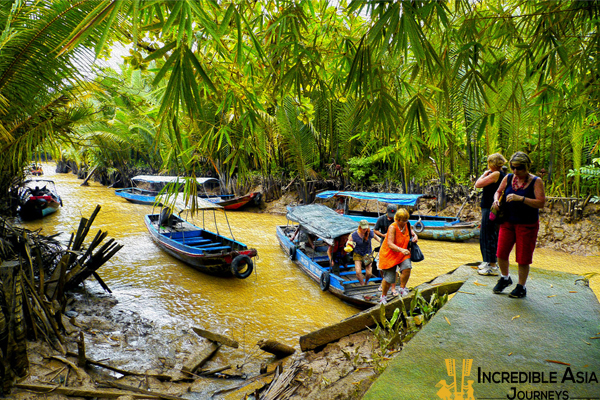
[
  {"xmin": 231, "ymin": 255, "xmax": 254, "ymax": 279},
  {"xmin": 253, "ymin": 192, "xmax": 262, "ymax": 205},
  {"xmin": 289, "ymin": 245, "xmax": 297, "ymax": 260},
  {"xmin": 414, "ymin": 219, "xmax": 425, "ymax": 233},
  {"xmin": 320, "ymin": 271, "xmax": 330, "ymax": 291}
]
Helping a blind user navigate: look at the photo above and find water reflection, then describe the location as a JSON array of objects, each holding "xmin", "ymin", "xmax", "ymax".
[{"xmin": 19, "ymin": 164, "xmax": 600, "ymax": 353}]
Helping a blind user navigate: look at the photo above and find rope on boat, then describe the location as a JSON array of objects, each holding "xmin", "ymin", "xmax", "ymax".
[{"xmin": 223, "ymin": 210, "xmax": 235, "ymax": 241}]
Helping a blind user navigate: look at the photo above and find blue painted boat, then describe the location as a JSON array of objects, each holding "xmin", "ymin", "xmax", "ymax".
[
  {"xmin": 145, "ymin": 196, "xmax": 257, "ymax": 278},
  {"xmin": 315, "ymin": 190, "xmax": 479, "ymax": 242},
  {"xmin": 116, "ymin": 175, "xmax": 259, "ymax": 210},
  {"xmin": 277, "ymin": 204, "xmax": 385, "ymax": 309}
]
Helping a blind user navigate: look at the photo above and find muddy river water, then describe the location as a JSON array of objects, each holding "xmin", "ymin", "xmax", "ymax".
[{"xmin": 19, "ymin": 165, "xmax": 599, "ymax": 363}]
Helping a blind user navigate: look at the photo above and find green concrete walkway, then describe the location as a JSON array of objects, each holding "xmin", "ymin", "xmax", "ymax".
[{"xmin": 364, "ymin": 265, "xmax": 600, "ymax": 399}]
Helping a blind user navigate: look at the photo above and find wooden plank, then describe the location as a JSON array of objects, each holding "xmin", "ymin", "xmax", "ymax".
[
  {"xmin": 181, "ymin": 342, "xmax": 220, "ymax": 374},
  {"xmin": 192, "ymin": 327, "xmax": 239, "ymax": 348},
  {"xmin": 14, "ymin": 383, "xmax": 173, "ymax": 399},
  {"xmin": 299, "ymin": 280, "xmax": 465, "ymax": 352}
]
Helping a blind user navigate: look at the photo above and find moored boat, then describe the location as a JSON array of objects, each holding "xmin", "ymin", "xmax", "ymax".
[
  {"xmin": 116, "ymin": 175, "xmax": 259, "ymax": 210},
  {"xmin": 277, "ymin": 204, "xmax": 385, "ymax": 309},
  {"xmin": 18, "ymin": 179, "xmax": 62, "ymax": 221},
  {"xmin": 315, "ymin": 190, "xmax": 479, "ymax": 242},
  {"xmin": 144, "ymin": 195, "xmax": 257, "ymax": 278}
]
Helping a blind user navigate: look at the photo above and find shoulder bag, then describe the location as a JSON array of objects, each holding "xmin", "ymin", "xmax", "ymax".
[
  {"xmin": 407, "ymin": 222, "xmax": 424, "ymax": 263},
  {"xmin": 489, "ymin": 174, "xmax": 513, "ymax": 225}
]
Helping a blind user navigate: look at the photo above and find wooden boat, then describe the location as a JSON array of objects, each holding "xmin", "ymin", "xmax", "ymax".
[
  {"xmin": 315, "ymin": 190, "xmax": 479, "ymax": 242},
  {"xmin": 116, "ymin": 175, "xmax": 259, "ymax": 210},
  {"xmin": 18, "ymin": 179, "xmax": 62, "ymax": 221},
  {"xmin": 277, "ymin": 204, "xmax": 385, "ymax": 309},
  {"xmin": 28, "ymin": 163, "xmax": 44, "ymax": 176},
  {"xmin": 206, "ymin": 191, "xmax": 261, "ymax": 210},
  {"xmin": 144, "ymin": 195, "xmax": 257, "ymax": 278}
]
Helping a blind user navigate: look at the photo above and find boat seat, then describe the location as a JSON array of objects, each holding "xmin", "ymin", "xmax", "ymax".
[
  {"xmin": 194, "ymin": 242, "xmax": 222, "ymax": 248},
  {"xmin": 339, "ymin": 270, "xmax": 368, "ymax": 276},
  {"xmin": 200, "ymin": 246, "xmax": 231, "ymax": 252},
  {"xmin": 181, "ymin": 238, "xmax": 211, "ymax": 245},
  {"xmin": 341, "ymin": 278, "xmax": 382, "ymax": 285},
  {"xmin": 323, "ymin": 264, "xmax": 353, "ymax": 272}
]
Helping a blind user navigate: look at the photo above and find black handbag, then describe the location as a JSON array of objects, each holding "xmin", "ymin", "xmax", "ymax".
[
  {"xmin": 490, "ymin": 175, "xmax": 513, "ymax": 225},
  {"xmin": 407, "ymin": 223, "xmax": 424, "ymax": 262}
]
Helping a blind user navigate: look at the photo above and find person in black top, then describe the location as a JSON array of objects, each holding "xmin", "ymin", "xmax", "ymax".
[
  {"xmin": 374, "ymin": 203, "xmax": 397, "ymax": 241},
  {"xmin": 475, "ymin": 153, "xmax": 506, "ymax": 276},
  {"xmin": 491, "ymin": 152, "xmax": 546, "ymax": 298}
]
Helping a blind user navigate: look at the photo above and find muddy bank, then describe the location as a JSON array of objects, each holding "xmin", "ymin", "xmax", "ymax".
[
  {"xmin": 9, "ymin": 287, "xmax": 383, "ymax": 400},
  {"xmin": 9, "ymin": 265, "xmax": 468, "ymax": 400}
]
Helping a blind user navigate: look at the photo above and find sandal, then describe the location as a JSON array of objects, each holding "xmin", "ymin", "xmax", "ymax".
[
  {"xmin": 391, "ymin": 288, "xmax": 399, "ymax": 297},
  {"xmin": 377, "ymin": 285, "xmax": 382, "ymax": 291}
]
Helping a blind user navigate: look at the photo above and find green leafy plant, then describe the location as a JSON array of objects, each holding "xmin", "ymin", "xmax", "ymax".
[
  {"xmin": 369, "ymin": 305, "xmax": 403, "ymax": 355},
  {"xmin": 347, "ymin": 156, "xmax": 376, "ymax": 185}
]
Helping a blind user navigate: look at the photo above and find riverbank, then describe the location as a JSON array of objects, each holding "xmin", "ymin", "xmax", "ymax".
[
  {"xmin": 257, "ymin": 190, "xmax": 600, "ymax": 257},
  {"xmin": 5, "ymin": 168, "xmax": 600, "ymax": 399}
]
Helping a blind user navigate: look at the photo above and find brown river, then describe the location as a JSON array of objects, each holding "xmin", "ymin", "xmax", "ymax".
[{"xmin": 19, "ymin": 165, "xmax": 599, "ymax": 359}]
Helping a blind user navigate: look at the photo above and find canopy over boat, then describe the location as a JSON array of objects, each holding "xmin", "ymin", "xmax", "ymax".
[
  {"xmin": 286, "ymin": 204, "xmax": 358, "ymax": 244},
  {"xmin": 316, "ymin": 190, "xmax": 424, "ymax": 207},
  {"xmin": 157, "ymin": 193, "xmax": 223, "ymax": 213},
  {"xmin": 132, "ymin": 175, "xmax": 219, "ymax": 185}
]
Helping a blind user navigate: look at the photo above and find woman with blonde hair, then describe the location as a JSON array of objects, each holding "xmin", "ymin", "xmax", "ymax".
[
  {"xmin": 377, "ymin": 208, "xmax": 418, "ymax": 304},
  {"xmin": 475, "ymin": 152, "xmax": 507, "ymax": 276},
  {"xmin": 491, "ymin": 151, "xmax": 546, "ymax": 298}
]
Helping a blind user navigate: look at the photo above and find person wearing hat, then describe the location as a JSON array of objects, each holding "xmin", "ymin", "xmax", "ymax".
[
  {"xmin": 374, "ymin": 204, "xmax": 399, "ymax": 294},
  {"xmin": 350, "ymin": 219, "xmax": 380, "ymax": 285},
  {"xmin": 374, "ymin": 204, "xmax": 398, "ymax": 241}
]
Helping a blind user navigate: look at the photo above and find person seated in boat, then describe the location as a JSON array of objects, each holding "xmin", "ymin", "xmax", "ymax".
[
  {"xmin": 334, "ymin": 195, "xmax": 348, "ymax": 215},
  {"xmin": 291, "ymin": 226, "xmax": 315, "ymax": 251},
  {"xmin": 327, "ymin": 233, "xmax": 350, "ymax": 274},
  {"xmin": 159, "ymin": 206, "xmax": 177, "ymax": 228},
  {"xmin": 350, "ymin": 220, "xmax": 380, "ymax": 286}
]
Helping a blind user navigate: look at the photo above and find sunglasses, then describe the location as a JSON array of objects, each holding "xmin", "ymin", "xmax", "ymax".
[{"xmin": 510, "ymin": 164, "xmax": 525, "ymax": 171}]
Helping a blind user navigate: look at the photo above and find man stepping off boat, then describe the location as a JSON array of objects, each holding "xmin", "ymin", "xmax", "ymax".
[{"xmin": 348, "ymin": 220, "xmax": 381, "ymax": 285}]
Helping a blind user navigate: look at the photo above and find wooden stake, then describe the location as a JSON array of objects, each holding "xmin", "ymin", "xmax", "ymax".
[
  {"xmin": 257, "ymin": 339, "xmax": 295, "ymax": 358},
  {"xmin": 181, "ymin": 342, "xmax": 220, "ymax": 374},
  {"xmin": 192, "ymin": 327, "xmax": 239, "ymax": 348}
]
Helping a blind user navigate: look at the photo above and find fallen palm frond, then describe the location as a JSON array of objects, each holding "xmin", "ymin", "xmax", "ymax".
[{"xmin": 0, "ymin": 205, "xmax": 121, "ymax": 392}]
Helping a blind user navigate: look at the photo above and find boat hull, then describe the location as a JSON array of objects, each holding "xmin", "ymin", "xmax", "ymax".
[
  {"xmin": 343, "ymin": 212, "xmax": 479, "ymax": 242},
  {"xmin": 145, "ymin": 214, "xmax": 257, "ymax": 277},
  {"xmin": 276, "ymin": 225, "xmax": 382, "ymax": 309},
  {"xmin": 115, "ymin": 188, "xmax": 158, "ymax": 205},
  {"xmin": 18, "ymin": 179, "xmax": 62, "ymax": 221},
  {"xmin": 19, "ymin": 199, "xmax": 61, "ymax": 221},
  {"xmin": 204, "ymin": 192, "xmax": 259, "ymax": 210},
  {"xmin": 118, "ymin": 188, "xmax": 258, "ymax": 210}
]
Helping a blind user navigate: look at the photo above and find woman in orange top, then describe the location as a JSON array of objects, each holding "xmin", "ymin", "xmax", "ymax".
[{"xmin": 378, "ymin": 208, "xmax": 418, "ymax": 304}]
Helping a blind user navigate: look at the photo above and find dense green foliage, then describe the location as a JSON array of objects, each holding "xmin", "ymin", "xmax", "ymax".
[{"xmin": 1, "ymin": 0, "xmax": 599, "ymax": 203}]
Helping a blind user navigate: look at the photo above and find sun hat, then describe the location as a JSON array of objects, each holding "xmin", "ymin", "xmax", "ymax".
[
  {"xmin": 386, "ymin": 203, "xmax": 398, "ymax": 218},
  {"xmin": 359, "ymin": 220, "xmax": 369, "ymax": 229}
]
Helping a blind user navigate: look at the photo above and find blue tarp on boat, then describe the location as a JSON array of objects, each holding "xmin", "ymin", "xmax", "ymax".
[
  {"xmin": 315, "ymin": 191, "xmax": 424, "ymax": 206},
  {"xmin": 286, "ymin": 204, "xmax": 358, "ymax": 242}
]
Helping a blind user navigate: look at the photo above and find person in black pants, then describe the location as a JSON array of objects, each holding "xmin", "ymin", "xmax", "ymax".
[{"xmin": 475, "ymin": 153, "xmax": 506, "ymax": 276}]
